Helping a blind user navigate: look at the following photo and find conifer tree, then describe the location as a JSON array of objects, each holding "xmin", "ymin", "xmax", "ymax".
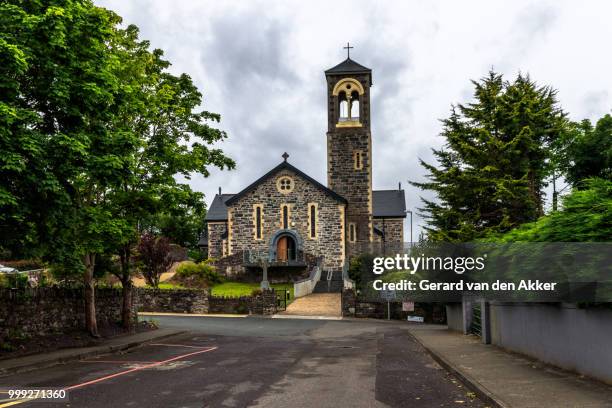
[{"xmin": 412, "ymin": 72, "xmax": 567, "ymax": 241}]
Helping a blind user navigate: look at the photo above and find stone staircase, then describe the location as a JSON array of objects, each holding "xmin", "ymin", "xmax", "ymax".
[
  {"xmin": 280, "ymin": 293, "xmax": 341, "ymax": 317},
  {"xmin": 313, "ymin": 270, "xmax": 344, "ymax": 293}
]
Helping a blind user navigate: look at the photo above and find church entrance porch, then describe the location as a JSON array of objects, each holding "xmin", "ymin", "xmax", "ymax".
[
  {"xmin": 276, "ymin": 235, "xmax": 296, "ymax": 262},
  {"xmin": 267, "ymin": 229, "xmax": 304, "ymax": 266}
]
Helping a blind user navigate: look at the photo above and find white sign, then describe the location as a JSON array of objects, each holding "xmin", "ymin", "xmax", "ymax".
[
  {"xmin": 402, "ymin": 301, "xmax": 415, "ymax": 312},
  {"xmin": 407, "ymin": 315, "xmax": 424, "ymax": 323}
]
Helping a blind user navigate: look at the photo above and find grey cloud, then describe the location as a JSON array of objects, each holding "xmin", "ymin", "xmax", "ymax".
[{"xmin": 95, "ymin": 0, "xmax": 612, "ymax": 238}]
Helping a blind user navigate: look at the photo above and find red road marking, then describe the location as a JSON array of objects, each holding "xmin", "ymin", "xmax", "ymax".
[{"xmin": 65, "ymin": 346, "xmax": 217, "ymax": 391}]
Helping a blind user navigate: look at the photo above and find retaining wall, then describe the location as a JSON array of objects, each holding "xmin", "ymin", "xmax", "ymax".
[{"xmin": 490, "ymin": 302, "xmax": 612, "ymax": 384}]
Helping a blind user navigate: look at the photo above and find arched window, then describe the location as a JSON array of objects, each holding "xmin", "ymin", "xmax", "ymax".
[
  {"xmin": 350, "ymin": 91, "xmax": 360, "ymax": 119},
  {"xmin": 282, "ymin": 205, "xmax": 289, "ymax": 229},
  {"xmin": 339, "ymin": 91, "xmax": 349, "ymax": 120}
]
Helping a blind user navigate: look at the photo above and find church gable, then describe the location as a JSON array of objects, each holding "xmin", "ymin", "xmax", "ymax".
[
  {"xmin": 225, "ymin": 159, "xmax": 347, "ymax": 207},
  {"xmin": 225, "ymin": 160, "xmax": 347, "ymax": 270}
]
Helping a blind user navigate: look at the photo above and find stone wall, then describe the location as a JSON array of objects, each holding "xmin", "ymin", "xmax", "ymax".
[
  {"xmin": 228, "ymin": 168, "xmax": 345, "ymax": 271},
  {"xmin": 209, "ymin": 289, "xmax": 277, "ymax": 315},
  {"xmin": 0, "ymin": 286, "xmax": 279, "ymax": 343},
  {"xmin": 373, "ymin": 218, "xmax": 404, "ymax": 247},
  {"xmin": 341, "ymin": 289, "xmax": 446, "ymax": 322},
  {"xmin": 137, "ymin": 288, "xmax": 209, "ymax": 314},
  {"xmin": 207, "ymin": 222, "xmax": 228, "ymax": 259},
  {"xmin": 0, "ymin": 288, "xmax": 130, "ymax": 341}
]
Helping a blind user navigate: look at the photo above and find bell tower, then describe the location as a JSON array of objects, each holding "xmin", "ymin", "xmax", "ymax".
[{"xmin": 325, "ymin": 45, "xmax": 373, "ymax": 252}]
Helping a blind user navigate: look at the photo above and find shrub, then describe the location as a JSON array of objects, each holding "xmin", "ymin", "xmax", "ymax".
[
  {"xmin": 187, "ymin": 249, "xmax": 208, "ymax": 263},
  {"xmin": 175, "ymin": 261, "xmax": 223, "ymax": 288},
  {"xmin": 4, "ymin": 273, "xmax": 29, "ymax": 289}
]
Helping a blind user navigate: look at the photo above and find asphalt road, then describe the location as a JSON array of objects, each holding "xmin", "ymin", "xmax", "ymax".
[{"xmin": 1, "ymin": 316, "xmax": 486, "ymax": 407}]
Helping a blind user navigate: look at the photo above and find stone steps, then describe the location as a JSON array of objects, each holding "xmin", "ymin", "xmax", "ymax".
[
  {"xmin": 313, "ymin": 270, "xmax": 344, "ymax": 293},
  {"xmin": 280, "ymin": 293, "xmax": 341, "ymax": 317}
]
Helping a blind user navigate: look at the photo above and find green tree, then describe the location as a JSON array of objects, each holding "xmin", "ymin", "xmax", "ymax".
[
  {"xmin": 106, "ymin": 24, "xmax": 234, "ymax": 328},
  {"xmin": 0, "ymin": 3, "xmax": 234, "ymax": 333},
  {"xmin": 412, "ymin": 72, "xmax": 567, "ymax": 241},
  {"xmin": 496, "ymin": 178, "xmax": 612, "ymax": 242},
  {"xmin": 560, "ymin": 115, "xmax": 612, "ymax": 189},
  {"xmin": 0, "ymin": 0, "xmax": 135, "ymax": 336}
]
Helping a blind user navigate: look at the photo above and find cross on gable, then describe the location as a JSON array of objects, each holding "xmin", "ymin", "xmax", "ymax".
[
  {"xmin": 282, "ymin": 152, "xmax": 289, "ymax": 162},
  {"xmin": 343, "ymin": 42, "xmax": 354, "ymax": 58}
]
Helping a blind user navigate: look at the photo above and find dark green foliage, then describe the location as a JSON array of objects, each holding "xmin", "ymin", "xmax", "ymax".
[
  {"xmin": 558, "ymin": 115, "xmax": 612, "ymax": 188},
  {"xmin": 188, "ymin": 248, "xmax": 208, "ymax": 263},
  {"xmin": 0, "ymin": 1, "xmax": 233, "ymax": 272},
  {"xmin": 412, "ymin": 72, "xmax": 567, "ymax": 242},
  {"xmin": 494, "ymin": 178, "xmax": 612, "ymax": 242},
  {"xmin": 348, "ymin": 254, "xmax": 375, "ymax": 291}
]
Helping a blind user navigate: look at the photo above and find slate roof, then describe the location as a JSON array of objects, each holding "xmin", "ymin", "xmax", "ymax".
[
  {"xmin": 325, "ymin": 58, "xmax": 372, "ymax": 83},
  {"xmin": 224, "ymin": 161, "xmax": 348, "ymax": 206},
  {"xmin": 205, "ymin": 193, "xmax": 236, "ymax": 221},
  {"xmin": 372, "ymin": 190, "xmax": 406, "ymax": 218},
  {"xmin": 206, "ymin": 188, "xmax": 406, "ymax": 222}
]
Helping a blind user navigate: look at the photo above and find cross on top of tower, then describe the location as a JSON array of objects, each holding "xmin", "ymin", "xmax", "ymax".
[
  {"xmin": 282, "ymin": 152, "xmax": 289, "ymax": 162},
  {"xmin": 343, "ymin": 42, "xmax": 354, "ymax": 59}
]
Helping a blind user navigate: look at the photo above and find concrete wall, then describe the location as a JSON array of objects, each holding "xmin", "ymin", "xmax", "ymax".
[
  {"xmin": 490, "ymin": 302, "xmax": 612, "ymax": 384},
  {"xmin": 294, "ymin": 265, "xmax": 321, "ymax": 298},
  {"xmin": 445, "ymin": 303, "xmax": 463, "ymax": 332}
]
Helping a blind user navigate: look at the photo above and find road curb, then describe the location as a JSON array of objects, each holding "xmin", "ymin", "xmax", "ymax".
[
  {"xmin": 406, "ymin": 330, "xmax": 509, "ymax": 408},
  {"xmin": 0, "ymin": 329, "xmax": 187, "ymax": 378}
]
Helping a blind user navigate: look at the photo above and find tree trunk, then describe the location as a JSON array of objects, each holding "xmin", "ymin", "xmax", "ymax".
[
  {"xmin": 121, "ymin": 279, "xmax": 134, "ymax": 331},
  {"xmin": 120, "ymin": 245, "xmax": 134, "ymax": 330},
  {"xmin": 83, "ymin": 253, "xmax": 99, "ymax": 337}
]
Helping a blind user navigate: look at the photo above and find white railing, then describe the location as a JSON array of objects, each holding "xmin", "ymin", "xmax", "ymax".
[{"xmin": 294, "ymin": 264, "xmax": 322, "ymax": 298}]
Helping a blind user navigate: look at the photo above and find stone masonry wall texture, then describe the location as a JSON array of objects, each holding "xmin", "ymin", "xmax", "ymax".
[
  {"xmin": 0, "ymin": 288, "xmax": 131, "ymax": 341},
  {"xmin": 207, "ymin": 222, "xmax": 227, "ymax": 259},
  {"xmin": 228, "ymin": 168, "xmax": 345, "ymax": 271},
  {"xmin": 373, "ymin": 218, "xmax": 404, "ymax": 245}
]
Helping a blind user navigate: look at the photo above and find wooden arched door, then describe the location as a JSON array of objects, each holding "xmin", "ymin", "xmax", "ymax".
[{"xmin": 277, "ymin": 236, "xmax": 288, "ymax": 262}]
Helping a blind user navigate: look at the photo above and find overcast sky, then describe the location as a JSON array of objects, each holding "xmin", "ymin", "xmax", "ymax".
[{"xmin": 97, "ymin": 0, "xmax": 612, "ymax": 238}]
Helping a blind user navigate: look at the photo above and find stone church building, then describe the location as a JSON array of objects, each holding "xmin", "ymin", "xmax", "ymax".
[{"xmin": 204, "ymin": 55, "xmax": 406, "ymax": 274}]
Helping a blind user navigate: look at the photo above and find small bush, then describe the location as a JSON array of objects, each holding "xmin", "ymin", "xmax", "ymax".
[
  {"xmin": 175, "ymin": 261, "xmax": 223, "ymax": 288},
  {"xmin": 4, "ymin": 273, "xmax": 29, "ymax": 289},
  {"xmin": 188, "ymin": 249, "xmax": 208, "ymax": 263}
]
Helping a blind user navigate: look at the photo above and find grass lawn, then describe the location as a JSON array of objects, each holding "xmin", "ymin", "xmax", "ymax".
[
  {"xmin": 155, "ymin": 282, "xmax": 185, "ymax": 290},
  {"xmin": 211, "ymin": 281, "xmax": 294, "ymax": 299}
]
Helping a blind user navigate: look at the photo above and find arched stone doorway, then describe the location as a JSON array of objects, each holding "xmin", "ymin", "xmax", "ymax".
[
  {"xmin": 269, "ymin": 229, "xmax": 302, "ymax": 263},
  {"xmin": 276, "ymin": 235, "xmax": 296, "ymax": 262}
]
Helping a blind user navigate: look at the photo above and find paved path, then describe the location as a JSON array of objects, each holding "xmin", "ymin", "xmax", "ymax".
[
  {"xmin": 281, "ymin": 293, "xmax": 341, "ymax": 317},
  {"xmin": 408, "ymin": 325, "xmax": 612, "ymax": 408},
  {"xmin": 0, "ymin": 317, "xmax": 486, "ymax": 407}
]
